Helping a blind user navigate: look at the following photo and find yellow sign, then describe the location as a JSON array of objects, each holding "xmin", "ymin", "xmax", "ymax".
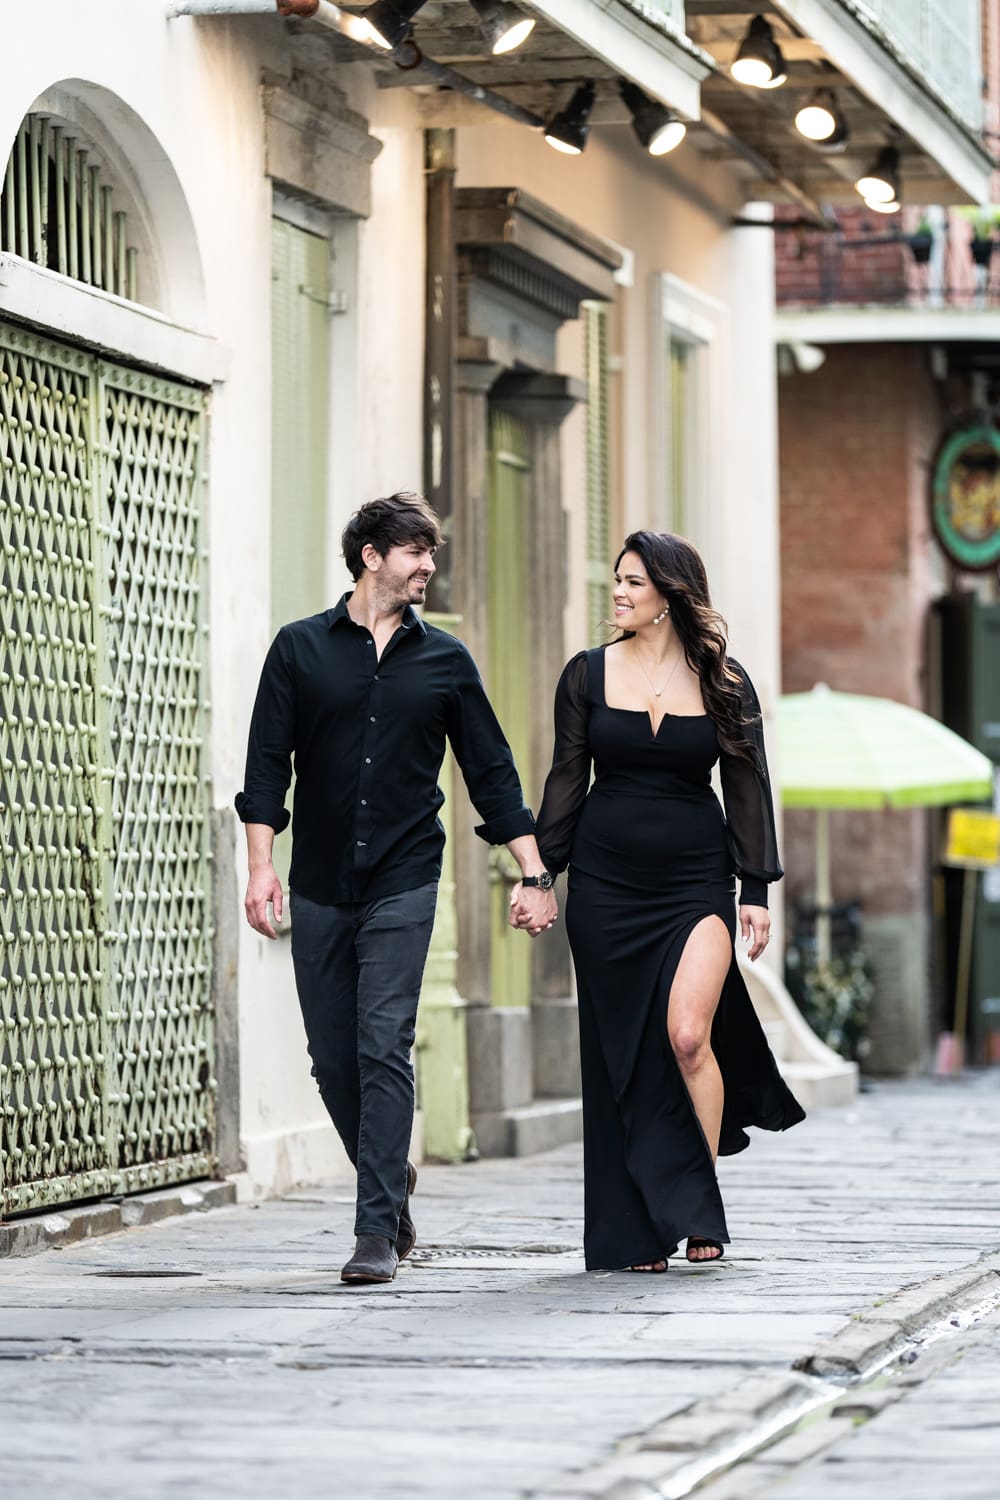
[{"xmin": 945, "ymin": 808, "xmax": 1000, "ymax": 867}]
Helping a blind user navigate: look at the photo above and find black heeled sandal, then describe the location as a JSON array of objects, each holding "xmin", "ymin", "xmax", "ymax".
[
  {"xmin": 686, "ymin": 1236, "xmax": 725, "ymax": 1262},
  {"xmin": 628, "ymin": 1242, "xmax": 678, "ymax": 1273}
]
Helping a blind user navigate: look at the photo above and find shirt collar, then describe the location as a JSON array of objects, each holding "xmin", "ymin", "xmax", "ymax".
[{"xmin": 326, "ymin": 591, "xmax": 427, "ymax": 637}]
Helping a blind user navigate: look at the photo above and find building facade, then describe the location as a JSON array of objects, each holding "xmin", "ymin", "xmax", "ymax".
[
  {"xmin": 774, "ymin": 0, "xmax": 1000, "ymax": 1073},
  {"xmin": 1, "ymin": 0, "xmax": 991, "ymax": 1214}
]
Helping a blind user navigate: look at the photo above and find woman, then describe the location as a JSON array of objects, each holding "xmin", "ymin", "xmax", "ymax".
[{"xmin": 528, "ymin": 532, "xmax": 805, "ymax": 1272}]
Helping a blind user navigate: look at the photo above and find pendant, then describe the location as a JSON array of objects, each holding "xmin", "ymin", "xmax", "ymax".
[{"xmin": 655, "ymin": 689, "xmax": 661, "ymax": 696}]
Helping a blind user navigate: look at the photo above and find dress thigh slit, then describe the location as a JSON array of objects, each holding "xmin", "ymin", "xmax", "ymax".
[{"xmin": 569, "ymin": 874, "xmax": 731, "ymax": 1270}]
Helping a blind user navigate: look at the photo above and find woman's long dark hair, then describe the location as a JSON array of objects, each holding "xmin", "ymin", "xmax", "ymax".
[{"xmin": 614, "ymin": 531, "xmax": 757, "ymax": 763}]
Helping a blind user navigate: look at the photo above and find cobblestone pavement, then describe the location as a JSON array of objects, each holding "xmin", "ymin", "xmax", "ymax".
[{"xmin": 1, "ymin": 1073, "xmax": 998, "ymax": 1499}]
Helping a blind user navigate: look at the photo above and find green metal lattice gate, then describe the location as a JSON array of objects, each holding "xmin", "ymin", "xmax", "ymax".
[{"xmin": 0, "ymin": 322, "xmax": 214, "ymax": 1215}]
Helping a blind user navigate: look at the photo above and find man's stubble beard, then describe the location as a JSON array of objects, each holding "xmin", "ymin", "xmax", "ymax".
[{"xmin": 374, "ymin": 573, "xmax": 425, "ymax": 614}]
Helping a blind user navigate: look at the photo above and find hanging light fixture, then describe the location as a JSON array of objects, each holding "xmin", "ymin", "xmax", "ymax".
[
  {"xmin": 855, "ymin": 145, "xmax": 900, "ymax": 205},
  {"xmin": 361, "ymin": 0, "xmax": 426, "ymax": 50},
  {"xmin": 544, "ymin": 82, "xmax": 596, "ymax": 156},
  {"xmin": 731, "ymin": 15, "xmax": 786, "ymax": 88},
  {"xmin": 795, "ymin": 90, "xmax": 839, "ymax": 141},
  {"xmin": 865, "ymin": 196, "xmax": 901, "ymax": 214},
  {"xmin": 469, "ymin": 0, "xmax": 535, "ymax": 55},
  {"xmin": 757, "ymin": 38, "xmax": 788, "ymax": 89},
  {"xmin": 619, "ymin": 80, "xmax": 686, "ymax": 156}
]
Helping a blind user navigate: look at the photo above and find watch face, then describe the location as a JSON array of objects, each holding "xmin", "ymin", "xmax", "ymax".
[{"xmin": 537, "ymin": 872, "xmax": 554, "ymax": 890}]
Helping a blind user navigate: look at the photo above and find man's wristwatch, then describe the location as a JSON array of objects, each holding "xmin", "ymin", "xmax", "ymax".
[{"xmin": 521, "ymin": 871, "xmax": 555, "ymax": 891}]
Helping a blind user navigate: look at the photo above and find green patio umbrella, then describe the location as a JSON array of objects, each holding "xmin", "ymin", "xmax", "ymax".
[{"xmin": 775, "ymin": 684, "xmax": 994, "ymax": 964}]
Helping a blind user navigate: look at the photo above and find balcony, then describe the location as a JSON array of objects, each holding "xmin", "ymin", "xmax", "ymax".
[
  {"xmin": 619, "ymin": 0, "xmax": 687, "ymax": 36},
  {"xmin": 851, "ymin": 0, "xmax": 983, "ymax": 131},
  {"xmin": 776, "ymin": 205, "xmax": 1000, "ymax": 309},
  {"xmin": 774, "ymin": 203, "xmax": 1000, "ymax": 349},
  {"xmin": 689, "ymin": 2, "xmax": 992, "ymax": 206}
]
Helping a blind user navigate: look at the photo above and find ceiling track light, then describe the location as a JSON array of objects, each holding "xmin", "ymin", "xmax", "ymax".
[
  {"xmin": 855, "ymin": 144, "xmax": 900, "ymax": 205},
  {"xmin": 731, "ymin": 14, "xmax": 786, "ymax": 89},
  {"xmin": 469, "ymin": 0, "xmax": 535, "ymax": 56},
  {"xmin": 361, "ymin": 0, "xmax": 427, "ymax": 50},
  {"xmin": 757, "ymin": 41, "xmax": 788, "ymax": 89},
  {"xmin": 619, "ymin": 79, "xmax": 686, "ymax": 156},
  {"xmin": 865, "ymin": 197, "xmax": 901, "ymax": 214},
  {"xmin": 795, "ymin": 89, "xmax": 844, "ymax": 143},
  {"xmin": 544, "ymin": 82, "xmax": 596, "ymax": 156}
]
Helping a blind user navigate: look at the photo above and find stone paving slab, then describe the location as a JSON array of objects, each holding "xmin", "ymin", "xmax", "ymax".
[{"xmin": 1, "ymin": 1074, "xmax": 999, "ymax": 1499}]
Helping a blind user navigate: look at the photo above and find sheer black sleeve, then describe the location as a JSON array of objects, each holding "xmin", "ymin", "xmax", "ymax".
[
  {"xmin": 534, "ymin": 652, "xmax": 592, "ymax": 875},
  {"xmin": 719, "ymin": 661, "xmax": 783, "ymax": 908}
]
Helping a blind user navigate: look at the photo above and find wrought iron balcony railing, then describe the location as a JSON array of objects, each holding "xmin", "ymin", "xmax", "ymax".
[{"xmin": 776, "ymin": 206, "xmax": 1000, "ymax": 311}]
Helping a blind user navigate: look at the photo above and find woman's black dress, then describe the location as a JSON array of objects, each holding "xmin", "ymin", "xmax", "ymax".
[{"xmin": 535, "ymin": 647, "xmax": 805, "ymax": 1271}]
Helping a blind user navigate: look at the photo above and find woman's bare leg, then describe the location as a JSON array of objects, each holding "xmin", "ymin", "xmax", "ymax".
[{"xmin": 667, "ymin": 916, "xmax": 731, "ymax": 1261}]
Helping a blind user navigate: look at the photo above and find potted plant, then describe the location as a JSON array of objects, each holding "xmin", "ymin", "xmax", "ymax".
[
  {"xmin": 907, "ymin": 216, "xmax": 934, "ymax": 264},
  {"xmin": 785, "ymin": 940, "xmax": 874, "ymax": 1063},
  {"xmin": 958, "ymin": 206, "xmax": 1000, "ymax": 267}
]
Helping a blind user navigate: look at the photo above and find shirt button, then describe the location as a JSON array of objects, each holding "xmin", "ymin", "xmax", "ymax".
[
  {"xmin": 361, "ymin": 799, "xmax": 367, "ymax": 806},
  {"xmin": 373, "ymin": 674, "xmax": 379, "ymax": 681},
  {"xmin": 365, "ymin": 757, "xmax": 371, "ymax": 764},
  {"xmin": 357, "ymin": 840, "xmax": 366, "ymax": 847},
  {"xmin": 366, "ymin": 639, "xmax": 373, "ymax": 646},
  {"xmin": 370, "ymin": 716, "xmax": 376, "ymax": 723}
]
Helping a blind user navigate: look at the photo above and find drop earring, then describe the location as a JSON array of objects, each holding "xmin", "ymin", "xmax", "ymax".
[{"xmin": 653, "ymin": 605, "xmax": 670, "ymax": 624}]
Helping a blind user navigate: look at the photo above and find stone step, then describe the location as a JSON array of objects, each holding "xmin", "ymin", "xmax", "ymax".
[
  {"xmin": 782, "ymin": 1057, "xmax": 859, "ymax": 1111},
  {"xmin": 472, "ymin": 1097, "xmax": 583, "ymax": 1158}
]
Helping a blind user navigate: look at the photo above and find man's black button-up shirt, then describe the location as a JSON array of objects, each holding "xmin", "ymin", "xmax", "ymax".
[{"xmin": 235, "ymin": 594, "xmax": 535, "ymax": 905}]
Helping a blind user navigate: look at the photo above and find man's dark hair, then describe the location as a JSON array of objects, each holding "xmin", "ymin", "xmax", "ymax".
[{"xmin": 341, "ymin": 491, "xmax": 445, "ymax": 581}]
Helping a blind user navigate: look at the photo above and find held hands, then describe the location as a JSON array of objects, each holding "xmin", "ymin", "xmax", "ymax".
[
  {"xmin": 739, "ymin": 904, "xmax": 770, "ymax": 962},
  {"xmin": 245, "ymin": 864, "xmax": 285, "ymax": 939},
  {"xmin": 508, "ymin": 881, "xmax": 558, "ymax": 938}
]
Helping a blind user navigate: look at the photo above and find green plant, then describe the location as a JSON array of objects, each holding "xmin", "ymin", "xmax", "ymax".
[
  {"xmin": 913, "ymin": 217, "xmax": 934, "ymax": 237},
  {"xmin": 786, "ymin": 946, "xmax": 874, "ymax": 1061},
  {"xmin": 957, "ymin": 205, "xmax": 1000, "ymax": 239}
]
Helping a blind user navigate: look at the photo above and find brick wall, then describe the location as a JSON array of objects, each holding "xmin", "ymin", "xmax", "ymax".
[
  {"xmin": 775, "ymin": 205, "xmax": 910, "ymax": 307},
  {"xmin": 778, "ymin": 344, "xmax": 941, "ymax": 925}
]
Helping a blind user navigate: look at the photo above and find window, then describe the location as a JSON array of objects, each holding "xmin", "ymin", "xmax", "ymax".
[
  {"xmin": 1, "ymin": 113, "xmax": 145, "ymax": 303},
  {"xmin": 650, "ymin": 274, "xmax": 723, "ymax": 546}
]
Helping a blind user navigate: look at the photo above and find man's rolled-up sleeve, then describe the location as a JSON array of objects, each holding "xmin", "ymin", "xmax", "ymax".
[
  {"xmin": 446, "ymin": 646, "xmax": 535, "ymax": 845},
  {"xmin": 234, "ymin": 630, "xmax": 295, "ymax": 833}
]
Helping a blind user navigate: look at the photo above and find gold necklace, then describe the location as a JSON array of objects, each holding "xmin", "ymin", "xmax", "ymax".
[{"xmin": 633, "ymin": 641, "xmax": 683, "ymax": 699}]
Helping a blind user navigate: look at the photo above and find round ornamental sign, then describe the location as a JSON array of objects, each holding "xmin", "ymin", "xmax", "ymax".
[{"xmin": 931, "ymin": 423, "xmax": 1000, "ymax": 571}]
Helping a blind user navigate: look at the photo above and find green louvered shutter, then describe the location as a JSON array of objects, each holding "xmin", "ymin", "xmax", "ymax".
[
  {"xmin": 269, "ymin": 216, "xmax": 331, "ymax": 895},
  {"xmin": 584, "ymin": 303, "xmax": 611, "ymax": 639}
]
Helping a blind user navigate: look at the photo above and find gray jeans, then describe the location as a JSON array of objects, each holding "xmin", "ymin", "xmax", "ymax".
[{"xmin": 290, "ymin": 883, "xmax": 438, "ymax": 1240}]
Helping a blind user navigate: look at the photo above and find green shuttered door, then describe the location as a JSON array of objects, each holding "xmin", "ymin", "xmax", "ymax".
[{"xmin": 1, "ymin": 322, "xmax": 213, "ymax": 1214}]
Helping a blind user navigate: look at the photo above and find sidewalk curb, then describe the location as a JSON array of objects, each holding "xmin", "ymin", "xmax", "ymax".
[
  {"xmin": 0, "ymin": 1180, "xmax": 236, "ymax": 1259},
  {"xmin": 535, "ymin": 1250, "xmax": 1000, "ymax": 1500},
  {"xmin": 795, "ymin": 1250, "xmax": 1000, "ymax": 1377}
]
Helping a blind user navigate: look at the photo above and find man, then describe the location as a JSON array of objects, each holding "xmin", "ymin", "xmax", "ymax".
[{"xmin": 237, "ymin": 492, "xmax": 557, "ymax": 1285}]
